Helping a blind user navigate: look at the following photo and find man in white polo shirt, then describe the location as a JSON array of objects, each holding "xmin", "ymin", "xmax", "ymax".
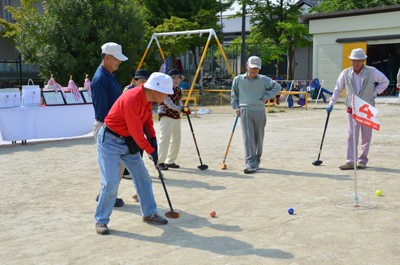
[
  {"xmin": 231, "ymin": 56, "xmax": 281, "ymax": 173},
  {"xmin": 326, "ymin": 48, "xmax": 389, "ymax": 170}
]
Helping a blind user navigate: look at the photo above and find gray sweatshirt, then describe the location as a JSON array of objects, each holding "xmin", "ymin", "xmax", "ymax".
[{"xmin": 231, "ymin": 73, "xmax": 281, "ymax": 110}]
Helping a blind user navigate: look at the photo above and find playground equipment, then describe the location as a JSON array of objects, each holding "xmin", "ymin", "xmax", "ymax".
[{"xmin": 134, "ymin": 29, "xmax": 235, "ymax": 107}]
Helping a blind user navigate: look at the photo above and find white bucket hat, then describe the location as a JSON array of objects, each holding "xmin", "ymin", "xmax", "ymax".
[
  {"xmin": 348, "ymin": 48, "xmax": 367, "ymax": 60},
  {"xmin": 247, "ymin": 56, "xmax": 262, "ymax": 69},
  {"xmin": 144, "ymin": 72, "xmax": 173, "ymax": 94},
  {"xmin": 101, "ymin": 42, "xmax": 128, "ymax": 61}
]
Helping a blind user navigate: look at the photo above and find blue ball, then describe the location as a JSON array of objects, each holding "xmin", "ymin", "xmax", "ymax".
[{"xmin": 288, "ymin": 208, "xmax": 294, "ymax": 215}]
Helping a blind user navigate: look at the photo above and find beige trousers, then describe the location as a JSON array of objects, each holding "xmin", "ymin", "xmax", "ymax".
[
  {"xmin": 93, "ymin": 120, "xmax": 125, "ymax": 189},
  {"xmin": 158, "ymin": 116, "xmax": 181, "ymax": 164}
]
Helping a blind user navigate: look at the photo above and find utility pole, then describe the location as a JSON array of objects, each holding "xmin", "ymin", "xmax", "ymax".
[
  {"xmin": 220, "ymin": 0, "xmax": 224, "ymax": 73},
  {"xmin": 241, "ymin": 3, "xmax": 246, "ymax": 74}
]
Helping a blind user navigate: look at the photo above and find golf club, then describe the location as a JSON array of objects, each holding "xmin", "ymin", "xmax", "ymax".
[
  {"xmin": 220, "ymin": 116, "xmax": 238, "ymax": 169},
  {"xmin": 185, "ymin": 111, "xmax": 208, "ymax": 170},
  {"xmin": 312, "ymin": 111, "xmax": 331, "ymax": 166},
  {"xmin": 144, "ymin": 127, "xmax": 181, "ymax": 219}
]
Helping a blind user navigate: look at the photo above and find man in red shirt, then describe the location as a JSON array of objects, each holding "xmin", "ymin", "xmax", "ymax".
[{"xmin": 94, "ymin": 72, "xmax": 173, "ymax": 235}]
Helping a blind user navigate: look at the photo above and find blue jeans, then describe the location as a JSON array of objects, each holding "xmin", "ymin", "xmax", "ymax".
[{"xmin": 95, "ymin": 127, "xmax": 158, "ymax": 224}]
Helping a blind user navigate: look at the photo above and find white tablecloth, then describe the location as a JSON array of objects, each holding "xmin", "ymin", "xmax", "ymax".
[{"xmin": 0, "ymin": 105, "xmax": 95, "ymax": 142}]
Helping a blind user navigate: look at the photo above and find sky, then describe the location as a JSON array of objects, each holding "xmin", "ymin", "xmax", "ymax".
[
  {"xmin": 223, "ymin": 0, "xmax": 282, "ymax": 15},
  {"xmin": 223, "ymin": 2, "xmax": 241, "ymax": 15}
]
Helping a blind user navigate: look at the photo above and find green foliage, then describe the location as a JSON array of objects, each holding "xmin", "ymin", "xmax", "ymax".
[
  {"xmin": 141, "ymin": 0, "xmax": 232, "ymax": 27},
  {"xmin": 309, "ymin": 0, "xmax": 400, "ymax": 14},
  {"xmin": 0, "ymin": 0, "xmax": 40, "ymax": 45},
  {"xmin": 233, "ymin": 0, "xmax": 312, "ymax": 78},
  {"xmin": 143, "ymin": 10, "xmax": 224, "ymax": 72},
  {"xmin": 137, "ymin": 1, "xmax": 230, "ymax": 72},
  {"xmin": 205, "ymin": 36, "xmax": 281, "ymax": 63},
  {"xmin": 0, "ymin": 0, "xmax": 146, "ymax": 86},
  {"xmin": 150, "ymin": 16, "xmax": 200, "ymax": 57}
]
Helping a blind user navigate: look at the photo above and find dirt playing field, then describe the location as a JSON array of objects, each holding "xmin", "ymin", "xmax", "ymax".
[{"xmin": 1, "ymin": 97, "xmax": 400, "ymax": 264}]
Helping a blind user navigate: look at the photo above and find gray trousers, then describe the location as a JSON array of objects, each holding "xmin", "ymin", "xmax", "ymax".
[{"xmin": 240, "ymin": 109, "xmax": 266, "ymax": 168}]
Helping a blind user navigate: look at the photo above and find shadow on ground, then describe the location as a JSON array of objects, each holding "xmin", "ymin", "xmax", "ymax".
[{"xmin": 111, "ymin": 225, "xmax": 294, "ymax": 259}]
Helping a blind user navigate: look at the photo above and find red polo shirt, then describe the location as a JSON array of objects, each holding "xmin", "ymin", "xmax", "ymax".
[{"xmin": 105, "ymin": 84, "xmax": 156, "ymax": 154}]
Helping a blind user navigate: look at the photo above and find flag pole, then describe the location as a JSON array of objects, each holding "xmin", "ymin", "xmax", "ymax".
[{"xmin": 352, "ymin": 95, "xmax": 358, "ymax": 205}]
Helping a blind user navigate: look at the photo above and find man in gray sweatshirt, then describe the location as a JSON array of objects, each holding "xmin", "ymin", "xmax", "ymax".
[{"xmin": 231, "ymin": 56, "xmax": 282, "ymax": 173}]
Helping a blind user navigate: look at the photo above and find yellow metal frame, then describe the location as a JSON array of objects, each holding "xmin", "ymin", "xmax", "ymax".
[{"xmin": 134, "ymin": 29, "xmax": 236, "ymax": 108}]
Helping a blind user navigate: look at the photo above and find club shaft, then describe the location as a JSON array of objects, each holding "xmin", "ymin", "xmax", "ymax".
[
  {"xmin": 223, "ymin": 116, "xmax": 238, "ymax": 159},
  {"xmin": 156, "ymin": 165, "xmax": 174, "ymax": 211},
  {"xmin": 186, "ymin": 113, "xmax": 204, "ymax": 165},
  {"xmin": 317, "ymin": 112, "xmax": 330, "ymax": 160},
  {"xmin": 143, "ymin": 127, "xmax": 174, "ymax": 212}
]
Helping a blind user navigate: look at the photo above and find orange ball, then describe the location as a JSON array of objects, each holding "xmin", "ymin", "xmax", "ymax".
[{"xmin": 210, "ymin": 210, "xmax": 216, "ymax": 217}]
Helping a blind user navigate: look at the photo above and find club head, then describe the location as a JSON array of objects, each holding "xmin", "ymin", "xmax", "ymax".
[
  {"xmin": 165, "ymin": 210, "xmax": 182, "ymax": 219},
  {"xmin": 198, "ymin": 164, "xmax": 208, "ymax": 170},
  {"xmin": 219, "ymin": 162, "xmax": 227, "ymax": 170},
  {"xmin": 219, "ymin": 162, "xmax": 228, "ymax": 169},
  {"xmin": 312, "ymin": 160, "xmax": 323, "ymax": 166}
]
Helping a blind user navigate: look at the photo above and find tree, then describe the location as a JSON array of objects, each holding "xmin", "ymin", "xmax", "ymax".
[
  {"xmin": 140, "ymin": 0, "xmax": 233, "ymax": 27},
  {"xmin": 0, "ymin": 0, "xmax": 146, "ymax": 86},
  {"xmin": 231, "ymin": 0, "xmax": 312, "ymax": 79},
  {"xmin": 143, "ymin": 11, "xmax": 224, "ymax": 78},
  {"xmin": 310, "ymin": 0, "xmax": 400, "ymax": 14},
  {"xmin": 206, "ymin": 36, "xmax": 281, "ymax": 63},
  {"xmin": 146, "ymin": 16, "xmax": 199, "ymax": 69},
  {"xmin": 139, "ymin": 0, "xmax": 231, "ymax": 72}
]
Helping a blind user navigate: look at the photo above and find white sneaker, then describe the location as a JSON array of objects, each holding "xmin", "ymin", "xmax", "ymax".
[{"xmin": 244, "ymin": 166, "xmax": 256, "ymax": 174}]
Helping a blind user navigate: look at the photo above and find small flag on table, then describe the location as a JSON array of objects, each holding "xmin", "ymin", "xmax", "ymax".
[
  {"xmin": 84, "ymin": 75, "xmax": 92, "ymax": 99},
  {"xmin": 352, "ymin": 95, "xmax": 380, "ymax": 131},
  {"xmin": 47, "ymin": 76, "xmax": 67, "ymax": 99},
  {"xmin": 68, "ymin": 76, "xmax": 81, "ymax": 101}
]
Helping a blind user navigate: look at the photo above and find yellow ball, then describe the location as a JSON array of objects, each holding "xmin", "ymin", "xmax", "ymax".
[{"xmin": 376, "ymin": 190, "xmax": 382, "ymax": 196}]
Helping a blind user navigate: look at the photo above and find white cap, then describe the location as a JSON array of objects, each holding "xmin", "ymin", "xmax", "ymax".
[
  {"xmin": 144, "ymin": 72, "xmax": 173, "ymax": 94},
  {"xmin": 247, "ymin": 56, "xmax": 262, "ymax": 69},
  {"xmin": 348, "ymin": 48, "xmax": 367, "ymax": 60},
  {"xmin": 101, "ymin": 42, "xmax": 128, "ymax": 61}
]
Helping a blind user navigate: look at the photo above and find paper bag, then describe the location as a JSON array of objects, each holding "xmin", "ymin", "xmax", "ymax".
[
  {"xmin": 0, "ymin": 91, "xmax": 16, "ymax": 108},
  {"xmin": 22, "ymin": 79, "xmax": 41, "ymax": 107}
]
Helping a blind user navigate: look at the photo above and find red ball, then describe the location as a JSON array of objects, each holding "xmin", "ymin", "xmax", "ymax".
[{"xmin": 210, "ymin": 210, "xmax": 216, "ymax": 217}]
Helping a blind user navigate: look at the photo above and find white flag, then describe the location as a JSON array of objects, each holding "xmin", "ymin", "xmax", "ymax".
[{"xmin": 352, "ymin": 95, "xmax": 380, "ymax": 131}]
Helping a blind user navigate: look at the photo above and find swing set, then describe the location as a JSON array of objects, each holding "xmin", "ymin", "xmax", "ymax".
[{"xmin": 134, "ymin": 29, "xmax": 235, "ymax": 107}]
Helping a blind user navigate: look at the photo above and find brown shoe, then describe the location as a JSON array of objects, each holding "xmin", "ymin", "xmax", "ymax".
[
  {"xmin": 143, "ymin": 213, "xmax": 168, "ymax": 225},
  {"xmin": 339, "ymin": 162, "xmax": 354, "ymax": 170},
  {"xmin": 132, "ymin": 194, "xmax": 139, "ymax": 201},
  {"xmin": 166, "ymin": 163, "xmax": 180, "ymax": 168},
  {"xmin": 357, "ymin": 161, "xmax": 367, "ymax": 169},
  {"xmin": 96, "ymin": 223, "xmax": 109, "ymax": 235}
]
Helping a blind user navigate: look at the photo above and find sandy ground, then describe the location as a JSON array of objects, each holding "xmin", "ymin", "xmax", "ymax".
[{"xmin": 1, "ymin": 97, "xmax": 400, "ymax": 264}]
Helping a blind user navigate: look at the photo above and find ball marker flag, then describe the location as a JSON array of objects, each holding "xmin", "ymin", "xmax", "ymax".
[{"xmin": 352, "ymin": 95, "xmax": 380, "ymax": 131}]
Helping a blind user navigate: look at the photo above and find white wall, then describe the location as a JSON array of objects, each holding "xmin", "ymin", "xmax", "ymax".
[{"xmin": 309, "ymin": 10, "xmax": 400, "ymax": 92}]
